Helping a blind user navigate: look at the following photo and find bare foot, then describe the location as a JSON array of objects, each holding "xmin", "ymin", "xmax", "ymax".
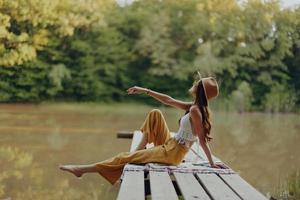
[{"xmin": 59, "ymin": 165, "xmax": 83, "ymax": 178}]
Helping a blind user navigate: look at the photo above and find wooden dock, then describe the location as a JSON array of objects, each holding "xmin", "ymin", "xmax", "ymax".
[{"xmin": 116, "ymin": 130, "xmax": 268, "ymax": 200}]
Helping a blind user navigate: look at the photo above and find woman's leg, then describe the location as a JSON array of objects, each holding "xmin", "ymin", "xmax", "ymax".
[
  {"xmin": 138, "ymin": 109, "xmax": 171, "ymax": 148},
  {"xmin": 92, "ymin": 145, "xmax": 171, "ymax": 185},
  {"xmin": 59, "ymin": 109, "xmax": 173, "ymax": 184},
  {"xmin": 59, "ymin": 164, "xmax": 98, "ymax": 178},
  {"xmin": 59, "ymin": 155, "xmax": 129, "ymax": 183},
  {"xmin": 59, "ymin": 146, "xmax": 169, "ymax": 185}
]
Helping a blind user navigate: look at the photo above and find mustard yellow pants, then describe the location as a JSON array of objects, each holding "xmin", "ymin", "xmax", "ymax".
[{"xmin": 94, "ymin": 109, "xmax": 189, "ymax": 185}]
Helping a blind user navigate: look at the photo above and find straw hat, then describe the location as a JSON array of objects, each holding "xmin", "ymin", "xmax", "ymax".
[{"xmin": 197, "ymin": 71, "xmax": 219, "ymax": 101}]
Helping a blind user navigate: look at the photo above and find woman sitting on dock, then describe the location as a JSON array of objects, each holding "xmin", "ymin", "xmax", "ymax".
[{"xmin": 59, "ymin": 72, "xmax": 224, "ymax": 185}]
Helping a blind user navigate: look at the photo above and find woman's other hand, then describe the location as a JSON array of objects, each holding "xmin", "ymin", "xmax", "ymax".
[
  {"xmin": 127, "ymin": 86, "xmax": 147, "ymax": 95},
  {"xmin": 210, "ymin": 163, "xmax": 228, "ymax": 169}
]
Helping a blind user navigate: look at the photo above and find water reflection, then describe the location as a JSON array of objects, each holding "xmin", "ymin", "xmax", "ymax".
[
  {"xmin": 0, "ymin": 104, "xmax": 299, "ymax": 199},
  {"xmin": 47, "ymin": 127, "xmax": 69, "ymax": 150},
  {"xmin": 213, "ymin": 112, "xmax": 300, "ymax": 199},
  {"xmin": 275, "ymin": 170, "xmax": 300, "ymax": 200}
]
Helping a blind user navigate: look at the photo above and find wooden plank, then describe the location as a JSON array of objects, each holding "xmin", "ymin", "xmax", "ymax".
[
  {"xmin": 173, "ymin": 172, "xmax": 211, "ymax": 200},
  {"xmin": 149, "ymin": 171, "xmax": 178, "ymax": 200},
  {"xmin": 117, "ymin": 171, "xmax": 144, "ymax": 200},
  {"xmin": 117, "ymin": 131, "xmax": 134, "ymax": 139},
  {"xmin": 183, "ymin": 150, "xmax": 199, "ymax": 162},
  {"xmin": 191, "ymin": 142, "xmax": 220, "ymax": 162},
  {"xmin": 130, "ymin": 131, "xmax": 143, "ymax": 152},
  {"xmin": 184, "ymin": 142, "xmax": 205, "ymax": 162},
  {"xmin": 220, "ymin": 174, "xmax": 268, "ymax": 200},
  {"xmin": 196, "ymin": 173, "xmax": 240, "ymax": 200}
]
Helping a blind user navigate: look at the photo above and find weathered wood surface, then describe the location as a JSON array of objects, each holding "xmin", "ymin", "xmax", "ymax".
[
  {"xmin": 173, "ymin": 172, "xmax": 210, "ymax": 200},
  {"xmin": 117, "ymin": 130, "xmax": 268, "ymax": 200},
  {"xmin": 220, "ymin": 174, "xmax": 268, "ymax": 200},
  {"xmin": 149, "ymin": 171, "xmax": 178, "ymax": 200},
  {"xmin": 196, "ymin": 173, "xmax": 240, "ymax": 200},
  {"xmin": 129, "ymin": 131, "xmax": 154, "ymax": 152},
  {"xmin": 129, "ymin": 131, "xmax": 142, "ymax": 152},
  {"xmin": 117, "ymin": 171, "xmax": 144, "ymax": 200},
  {"xmin": 117, "ymin": 132, "xmax": 145, "ymax": 200},
  {"xmin": 117, "ymin": 131, "xmax": 134, "ymax": 139}
]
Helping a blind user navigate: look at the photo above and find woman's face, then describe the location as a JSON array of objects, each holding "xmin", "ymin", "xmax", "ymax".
[{"xmin": 188, "ymin": 80, "xmax": 199, "ymax": 99}]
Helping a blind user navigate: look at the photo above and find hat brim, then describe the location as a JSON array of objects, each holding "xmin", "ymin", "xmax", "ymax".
[{"xmin": 201, "ymin": 77, "xmax": 219, "ymax": 102}]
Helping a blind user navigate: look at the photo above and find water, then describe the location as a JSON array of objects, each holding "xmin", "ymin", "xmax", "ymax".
[{"xmin": 0, "ymin": 103, "xmax": 299, "ymax": 199}]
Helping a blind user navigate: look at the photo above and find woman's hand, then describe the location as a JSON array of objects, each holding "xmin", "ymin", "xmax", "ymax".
[
  {"xmin": 127, "ymin": 86, "xmax": 147, "ymax": 95},
  {"xmin": 210, "ymin": 163, "xmax": 228, "ymax": 169}
]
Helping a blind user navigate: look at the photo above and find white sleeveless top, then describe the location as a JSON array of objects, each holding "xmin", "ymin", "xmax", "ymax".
[{"xmin": 173, "ymin": 112, "xmax": 198, "ymax": 148}]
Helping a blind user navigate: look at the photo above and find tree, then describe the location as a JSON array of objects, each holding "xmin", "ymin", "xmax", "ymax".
[{"xmin": 0, "ymin": 0, "xmax": 112, "ymax": 67}]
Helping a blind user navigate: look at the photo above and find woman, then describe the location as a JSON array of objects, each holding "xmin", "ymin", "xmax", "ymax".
[{"xmin": 59, "ymin": 73, "xmax": 224, "ymax": 185}]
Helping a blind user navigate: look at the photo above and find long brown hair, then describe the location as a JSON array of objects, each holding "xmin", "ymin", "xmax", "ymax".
[
  {"xmin": 195, "ymin": 80, "xmax": 212, "ymax": 142},
  {"xmin": 181, "ymin": 80, "xmax": 212, "ymax": 142}
]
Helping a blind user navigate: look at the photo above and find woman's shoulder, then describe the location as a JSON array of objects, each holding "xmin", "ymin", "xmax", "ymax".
[
  {"xmin": 189, "ymin": 105, "xmax": 202, "ymax": 118},
  {"xmin": 189, "ymin": 105, "xmax": 199, "ymax": 112}
]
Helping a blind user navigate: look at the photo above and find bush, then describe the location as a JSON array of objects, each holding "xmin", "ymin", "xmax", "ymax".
[
  {"xmin": 230, "ymin": 81, "xmax": 253, "ymax": 113},
  {"xmin": 264, "ymin": 83, "xmax": 297, "ymax": 113}
]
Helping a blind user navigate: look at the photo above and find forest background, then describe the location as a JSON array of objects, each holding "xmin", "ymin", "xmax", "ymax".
[{"xmin": 0, "ymin": 0, "xmax": 299, "ymax": 113}]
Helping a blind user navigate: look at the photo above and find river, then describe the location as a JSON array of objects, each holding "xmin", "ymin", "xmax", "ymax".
[{"xmin": 0, "ymin": 103, "xmax": 299, "ymax": 199}]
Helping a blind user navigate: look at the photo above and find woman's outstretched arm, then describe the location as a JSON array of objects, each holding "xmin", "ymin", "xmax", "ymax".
[{"xmin": 127, "ymin": 86, "xmax": 192, "ymax": 111}]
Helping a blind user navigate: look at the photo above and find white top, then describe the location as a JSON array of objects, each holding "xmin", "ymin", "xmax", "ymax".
[{"xmin": 173, "ymin": 112, "xmax": 198, "ymax": 148}]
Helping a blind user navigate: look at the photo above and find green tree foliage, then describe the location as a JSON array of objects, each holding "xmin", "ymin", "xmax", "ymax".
[
  {"xmin": 231, "ymin": 81, "xmax": 253, "ymax": 113},
  {"xmin": 264, "ymin": 83, "xmax": 297, "ymax": 112},
  {"xmin": 0, "ymin": 64, "xmax": 49, "ymax": 102},
  {"xmin": 0, "ymin": 0, "xmax": 299, "ymax": 112},
  {"xmin": 0, "ymin": 0, "xmax": 111, "ymax": 66}
]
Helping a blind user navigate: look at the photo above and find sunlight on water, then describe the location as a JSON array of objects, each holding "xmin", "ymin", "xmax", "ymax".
[{"xmin": 0, "ymin": 103, "xmax": 299, "ymax": 199}]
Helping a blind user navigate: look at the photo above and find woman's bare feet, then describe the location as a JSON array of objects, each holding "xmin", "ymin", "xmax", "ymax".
[{"xmin": 59, "ymin": 165, "xmax": 84, "ymax": 178}]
